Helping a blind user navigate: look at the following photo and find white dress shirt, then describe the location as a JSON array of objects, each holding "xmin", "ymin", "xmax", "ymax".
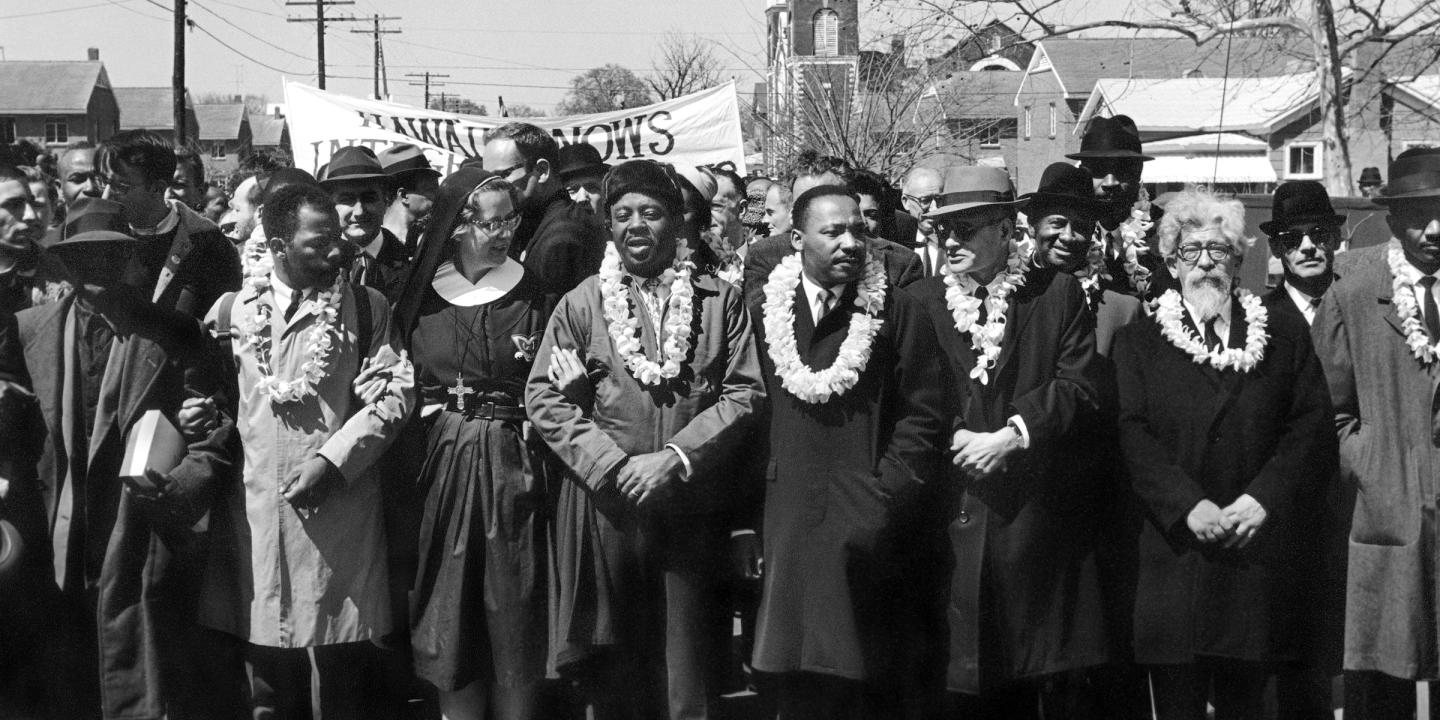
[
  {"xmin": 1283, "ymin": 282, "xmax": 1320, "ymax": 326},
  {"xmin": 1182, "ymin": 295, "xmax": 1233, "ymax": 345},
  {"xmin": 1393, "ymin": 259, "xmax": 1440, "ymax": 322},
  {"xmin": 800, "ymin": 272, "xmax": 843, "ymax": 322}
]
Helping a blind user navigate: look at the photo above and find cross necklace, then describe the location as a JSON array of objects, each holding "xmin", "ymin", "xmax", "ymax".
[{"xmin": 446, "ymin": 303, "xmax": 491, "ymax": 412}]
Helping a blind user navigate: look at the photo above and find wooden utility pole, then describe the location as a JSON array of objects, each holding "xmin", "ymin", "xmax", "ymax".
[
  {"xmin": 405, "ymin": 72, "xmax": 449, "ymax": 108},
  {"xmin": 350, "ymin": 15, "xmax": 400, "ymax": 100},
  {"xmin": 173, "ymin": 0, "xmax": 187, "ymax": 141},
  {"xmin": 286, "ymin": 0, "xmax": 358, "ymax": 90}
]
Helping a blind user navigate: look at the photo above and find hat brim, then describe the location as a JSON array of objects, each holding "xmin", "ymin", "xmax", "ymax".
[
  {"xmin": 319, "ymin": 172, "xmax": 393, "ymax": 187},
  {"xmin": 1019, "ymin": 192, "xmax": 1109, "ymax": 213},
  {"xmin": 1065, "ymin": 150, "xmax": 1155, "ymax": 161},
  {"xmin": 390, "ymin": 166, "xmax": 442, "ymax": 181},
  {"xmin": 53, "ymin": 230, "xmax": 139, "ymax": 246},
  {"xmin": 560, "ymin": 163, "xmax": 611, "ymax": 181},
  {"xmin": 1372, "ymin": 187, "xmax": 1440, "ymax": 204},
  {"xmin": 927, "ymin": 198, "xmax": 1024, "ymax": 217},
  {"xmin": 1258, "ymin": 214, "xmax": 1347, "ymax": 236}
]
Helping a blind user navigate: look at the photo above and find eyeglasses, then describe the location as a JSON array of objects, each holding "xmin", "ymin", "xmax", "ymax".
[
  {"xmin": 565, "ymin": 181, "xmax": 601, "ymax": 196},
  {"xmin": 488, "ymin": 161, "xmax": 529, "ymax": 182},
  {"xmin": 95, "ymin": 174, "xmax": 135, "ymax": 194},
  {"xmin": 903, "ymin": 193, "xmax": 940, "ymax": 209},
  {"xmin": 940, "ymin": 214, "xmax": 1005, "ymax": 239},
  {"xmin": 1176, "ymin": 243, "xmax": 1235, "ymax": 263},
  {"xmin": 471, "ymin": 211, "xmax": 521, "ymax": 235},
  {"xmin": 1272, "ymin": 226, "xmax": 1342, "ymax": 250}
]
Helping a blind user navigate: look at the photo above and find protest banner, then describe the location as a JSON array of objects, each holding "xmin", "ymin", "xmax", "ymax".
[{"xmin": 284, "ymin": 81, "xmax": 747, "ymax": 177}]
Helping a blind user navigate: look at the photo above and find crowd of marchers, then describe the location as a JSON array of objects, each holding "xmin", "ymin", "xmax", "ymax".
[{"xmin": 0, "ymin": 116, "xmax": 1439, "ymax": 720}]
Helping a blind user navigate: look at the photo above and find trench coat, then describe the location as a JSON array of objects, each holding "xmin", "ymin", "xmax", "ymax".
[
  {"xmin": 748, "ymin": 281, "xmax": 948, "ymax": 685},
  {"xmin": 1314, "ymin": 243, "xmax": 1440, "ymax": 678},
  {"xmin": 910, "ymin": 270, "xmax": 1111, "ymax": 693},
  {"xmin": 1115, "ymin": 296, "xmax": 1336, "ymax": 664}
]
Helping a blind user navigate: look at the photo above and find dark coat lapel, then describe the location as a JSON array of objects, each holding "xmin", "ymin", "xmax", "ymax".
[
  {"xmin": 88, "ymin": 332, "xmax": 167, "ymax": 468},
  {"xmin": 800, "ymin": 282, "xmax": 858, "ymax": 369},
  {"xmin": 992, "ymin": 284, "xmax": 1034, "ymax": 378},
  {"xmin": 20, "ymin": 299, "xmax": 70, "ymax": 471}
]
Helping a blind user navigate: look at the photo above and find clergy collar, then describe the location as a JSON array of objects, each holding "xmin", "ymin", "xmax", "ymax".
[
  {"xmin": 432, "ymin": 257, "xmax": 524, "ymax": 306},
  {"xmin": 130, "ymin": 202, "xmax": 179, "ymax": 236}
]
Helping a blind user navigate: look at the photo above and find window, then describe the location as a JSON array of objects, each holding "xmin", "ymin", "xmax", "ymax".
[
  {"xmin": 44, "ymin": 118, "xmax": 68, "ymax": 144},
  {"xmin": 813, "ymin": 9, "xmax": 839, "ymax": 57},
  {"xmin": 0, "ymin": 118, "xmax": 14, "ymax": 144},
  {"xmin": 1286, "ymin": 142, "xmax": 1321, "ymax": 178},
  {"xmin": 1048, "ymin": 103, "xmax": 1057, "ymax": 138},
  {"xmin": 211, "ymin": 142, "xmax": 227, "ymax": 159},
  {"xmin": 990, "ymin": 34, "xmax": 1003, "ymax": 54},
  {"xmin": 1023, "ymin": 106, "xmax": 1032, "ymax": 140},
  {"xmin": 980, "ymin": 122, "xmax": 1001, "ymax": 148}
]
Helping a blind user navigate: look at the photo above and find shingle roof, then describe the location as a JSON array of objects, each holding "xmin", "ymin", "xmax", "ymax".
[
  {"xmin": 116, "ymin": 87, "xmax": 190, "ymax": 130},
  {"xmin": 927, "ymin": 70, "xmax": 1023, "ymax": 118},
  {"xmin": 0, "ymin": 61, "xmax": 108, "ymax": 113},
  {"xmin": 1030, "ymin": 37, "xmax": 1310, "ymax": 99},
  {"xmin": 196, "ymin": 104, "xmax": 246, "ymax": 141},
  {"xmin": 248, "ymin": 113, "xmax": 286, "ymax": 146},
  {"xmin": 1080, "ymin": 71, "xmax": 1345, "ymax": 135}
]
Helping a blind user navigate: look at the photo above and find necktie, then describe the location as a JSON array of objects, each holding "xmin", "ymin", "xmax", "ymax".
[
  {"xmin": 816, "ymin": 288, "xmax": 835, "ymax": 321},
  {"xmin": 1204, "ymin": 317, "xmax": 1224, "ymax": 352},
  {"xmin": 351, "ymin": 253, "xmax": 372, "ymax": 287},
  {"xmin": 283, "ymin": 289, "xmax": 304, "ymax": 322},
  {"xmin": 922, "ymin": 247, "xmax": 934, "ymax": 278},
  {"xmin": 974, "ymin": 285, "xmax": 989, "ymax": 326},
  {"xmin": 1422, "ymin": 276, "xmax": 1440, "ymax": 341},
  {"xmin": 640, "ymin": 276, "xmax": 665, "ymax": 338}
]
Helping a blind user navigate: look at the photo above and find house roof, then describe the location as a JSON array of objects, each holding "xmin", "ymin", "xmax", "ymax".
[
  {"xmin": 196, "ymin": 104, "xmax": 246, "ymax": 141},
  {"xmin": 1021, "ymin": 36, "xmax": 1309, "ymax": 102},
  {"xmin": 1390, "ymin": 75, "xmax": 1440, "ymax": 111},
  {"xmin": 0, "ymin": 61, "xmax": 109, "ymax": 114},
  {"xmin": 116, "ymin": 87, "xmax": 193, "ymax": 130},
  {"xmin": 248, "ymin": 113, "xmax": 286, "ymax": 146},
  {"xmin": 926, "ymin": 70, "xmax": 1023, "ymax": 118},
  {"xmin": 1078, "ymin": 70, "xmax": 1349, "ymax": 135}
]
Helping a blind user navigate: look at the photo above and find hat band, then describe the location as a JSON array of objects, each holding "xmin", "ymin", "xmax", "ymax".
[
  {"xmin": 1387, "ymin": 171, "xmax": 1440, "ymax": 197},
  {"xmin": 325, "ymin": 162, "xmax": 384, "ymax": 178},
  {"xmin": 938, "ymin": 189, "xmax": 1014, "ymax": 206}
]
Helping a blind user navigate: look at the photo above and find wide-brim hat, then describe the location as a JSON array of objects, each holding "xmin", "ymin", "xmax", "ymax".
[
  {"xmin": 927, "ymin": 166, "xmax": 1022, "ymax": 217},
  {"xmin": 1020, "ymin": 162, "xmax": 1108, "ymax": 213},
  {"xmin": 1066, "ymin": 115, "xmax": 1154, "ymax": 161},
  {"xmin": 318, "ymin": 145, "xmax": 391, "ymax": 187},
  {"xmin": 672, "ymin": 164, "xmax": 718, "ymax": 203},
  {"xmin": 377, "ymin": 143, "xmax": 441, "ymax": 182},
  {"xmin": 556, "ymin": 143, "xmax": 611, "ymax": 181},
  {"xmin": 53, "ymin": 197, "xmax": 138, "ymax": 247},
  {"xmin": 1375, "ymin": 147, "xmax": 1440, "ymax": 204},
  {"xmin": 602, "ymin": 160, "xmax": 684, "ymax": 214},
  {"xmin": 1259, "ymin": 180, "xmax": 1345, "ymax": 235}
]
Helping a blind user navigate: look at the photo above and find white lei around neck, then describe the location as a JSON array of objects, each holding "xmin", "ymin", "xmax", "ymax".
[
  {"xmin": 242, "ymin": 267, "xmax": 345, "ymax": 404},
  {"xmin": 598, "ymin": 239, "xmax": 696, "ymax": 386},
  {"xmin": 761, "ymin": 252, "xmax": 887, "ymax": 403},
  {"xmin": 1387, "ymin": 240, "xmax": 1440, "ymax": 364},
  {"xmin": 1154, "ymin": 288, "xmax": 1269, "ymax": 372},
  {"xmin": 942, "ymin": 246, "xmax": 1027, "ymax": 385}
]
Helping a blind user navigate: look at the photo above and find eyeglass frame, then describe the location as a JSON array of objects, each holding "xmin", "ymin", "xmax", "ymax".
[
  {"xmin": 1175, "ymin": 242, "xmax": 1236, "ymax": 264},
  {"xmin": 488, "ymin": 161, "xmax": 531, "ymax": 183},
  {"xmin": 468, "ymin": 210, "xmax": 522, "ymax": 235},
  {"xmin": 1270, "ymin": 224, "xmax": 1343, "ymax": 251},
  {"xmin": 902, "ymin": 193, "xmax": 940, "ymax": 211}
]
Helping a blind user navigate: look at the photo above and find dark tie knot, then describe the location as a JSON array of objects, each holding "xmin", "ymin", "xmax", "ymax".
[{"xmin": 1422, "ymin": 276, "xmax": 1438, "ymax": 289}]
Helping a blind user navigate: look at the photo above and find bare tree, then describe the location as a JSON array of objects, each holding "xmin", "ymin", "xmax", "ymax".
[
  {"xmin": 558, "ymin": 64, "xmax": 654, "ymax": 115},
  {"xmin": 873, "ymin": 0, "xmax": 1440, "ymax": 195},
  {"xmin": 649, "ymin": 33, "xmax": 725, "ymax": 100}
]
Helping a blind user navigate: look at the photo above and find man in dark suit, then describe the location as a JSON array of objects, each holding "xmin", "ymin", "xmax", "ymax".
[
  {"xmin": 748, "ymin": 185, "xmax": 947, "ymax": 720},
  {"xmin": 909, "ymin": 166, "xmax": 1111, "ymax": 717},
  {"xmin": 898, "ymin": 166, "xmax": 945, "ymax": 278},
  {"xmin": 1114, "ymin": 187, "xmax": 1337, "ymax": 720},
  {"xmin": 319, "ymin": 146, "xmax": 411, "ymax": 302},
  {"xmin": 1261, "ymin": 181, "xmax": 1345, "ymax": 327},
  {"xmin": 742, "ymin": 152, "xmax": 922, "ymax": 306},
  {"xmin": 1, "ymin": 197, "xmax": 233, "ymax": 719},
  {"xmin": 483, "ymin": 122, "xmax": 604, "ymax": 295},
  {"xmin": 377, "ymin": 143, "xmax": 442, "ymax": 253}
]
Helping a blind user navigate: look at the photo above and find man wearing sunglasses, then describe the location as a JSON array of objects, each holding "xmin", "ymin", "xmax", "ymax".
[
  {"xmin": 1261, "ymin": 181, "xmax": 1346, "ymax": 327},
  {"xmin": 482, "ymin": 123, "xmax": 604, "ymax": 294}
]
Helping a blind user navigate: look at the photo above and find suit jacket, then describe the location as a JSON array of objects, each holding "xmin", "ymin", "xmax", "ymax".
[
  {"xmin": 1115, "ymin": 298, "xmax": 1336, "ymax": 664},
  {"xmin": 1092, "ymin": 288, "xmax": 1142, "ymax": 357},
  {"xmin": 355, "ymin": 227, "xmax": 412, "ymax": 303},
  {"xmin": 144, "ymin": 201, "xmax": 241, "ymax": 320},
  {"xmin": 749, "ymin": 282, "xmax": 947, "ymax": 684},
  {"xmin": 516, "ymin": 190, "xmax": 605, "ymax": 296},
  {"xmin": 911, "ymin": 271, "xmax": 1110, "ymax": 691},
  {"xmin": 741, "ymin": 233, "xmax": 924, "ymax": 307},
  {"xmin": 10, "ymin": 294, "xmax": 232, "ymax": 720},
  {"xmin": 1262, "ymin": 283, "xmax": 1312, "ymax": 328},
  {"xmin": 1315, "ymin": 244, "xmax": 1440, "ymax": 677},
  {"xmin": 888, "ymin": 210, "xmax": 920, "ymax": 247}
]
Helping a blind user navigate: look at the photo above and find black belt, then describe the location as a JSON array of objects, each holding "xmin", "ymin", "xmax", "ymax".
[{"xmin": 442, "ymin": 399, "xmax": 527, "ymax": 422}]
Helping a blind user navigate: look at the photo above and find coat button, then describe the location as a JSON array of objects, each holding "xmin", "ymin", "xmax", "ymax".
[{"xmin": 957, "ymin": 510, "xmax": 970, "ymax": 524}]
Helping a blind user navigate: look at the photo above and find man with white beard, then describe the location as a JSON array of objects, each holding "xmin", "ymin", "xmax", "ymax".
[{"xmin": 1111, "ymin": 187, "xmax": 1336, "ymax": 719}]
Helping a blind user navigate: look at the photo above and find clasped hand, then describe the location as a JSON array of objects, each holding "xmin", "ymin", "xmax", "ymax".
[
  {"xmin": 951, "ymin": 428, "xmax": 1023, "ymax": 480},
  {"xmin": 615, "ymin": 450, "xmax": 683, "ymax": 506},
  {"xmin": 1187, "ymin": 494, "xmax": 1267, "ymax": 548},
  {"xmin": 282, "ymin": 456, "xmax": 338, "ymax": 518}
]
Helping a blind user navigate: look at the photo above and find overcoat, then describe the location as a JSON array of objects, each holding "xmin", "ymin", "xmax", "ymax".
[
  {"xmin": 748, "ymin": 279, "xmax": 947, "ymax": 684},
  {"xmin": 1114, "ymin": 295, "xmax": 1336, "ymax": 664},
  {"xmin": 910, "ymin": 271, "xmax": 1111, "ymax": 693},
  {"xmin": 515, "ymin": 190, "xmax": 606, "ymax": 296},
  {"xmin": 1314, "ymin": 243, "xmax": 1440, "ymax": 679}
]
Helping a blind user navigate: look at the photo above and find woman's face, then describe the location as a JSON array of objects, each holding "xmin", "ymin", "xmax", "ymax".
[{"xmin": 456, "ymin": 189, "xmax": 517, "ymax": 270}]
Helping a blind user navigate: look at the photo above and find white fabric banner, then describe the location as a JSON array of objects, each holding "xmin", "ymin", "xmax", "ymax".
[{"xmin": 284, "ymin": 82, "xmax": 746, "ymax": 177}]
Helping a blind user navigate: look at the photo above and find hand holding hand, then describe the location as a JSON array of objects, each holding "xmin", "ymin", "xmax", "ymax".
[
  {"xmin": 548, "ymin": 347, "xmax": 590, "ymax": 403},
  {"xmin": 282, "ymin": 456, "xmax": 338, "ymax": 517},
  {"xmin": 951, "ymin": 427, "xmax": 1022, "ymax": 480},
  {"xmin": 352, "ymin": 357, "xmax": 392, "ymax": 405},
  {"xmin": 616, "ymin": 450, "xmax": 683, "ymax": 506},
  {"xmin": 177, "ymin": 396, "xmax": 218, "ymax": 438},
  {"xmin": 1221, "ymin": 494, "xmax": 1268, "ymax": 549},
  {"xmin": 1187, "ymin": 499, "xmax": 1234, "ymax": 543}
]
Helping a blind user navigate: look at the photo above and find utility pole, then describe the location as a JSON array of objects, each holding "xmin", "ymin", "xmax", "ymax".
[
  {"xmin": 405, "ymin": 72, "xmax": 449, "ymax": 109},
  {"xmin": 350, "ymin": 15, "xmax": 399, "ymax": 100},
  {"xmin": 173, "ymin": 0, "xmax": 187, "ymax": 141},
  {"xmin": 286, "ymin": 0, "xmax": 358, "ymax": 90}
]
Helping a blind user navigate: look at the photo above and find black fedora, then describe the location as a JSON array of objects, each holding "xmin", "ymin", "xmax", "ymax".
[
  {"xmin": 1358, "ymin": 167, "xmax": 1383, "ymax": 186},
  {"xmin": 1260, "ymin": 181, "xmax": 1345, "ymax": 235},
  {"xmin": 1375, "ymin": 147, "xmax": 1440, "ymax": 204},
  {"xmin": 377, "ymin": 143, "xmax": 441, "ymax": 182},
  {"xmin": 1021, "ymin": 162, "xmax": 1107, "ymax": 212},
  {"xmin": 556, "ymin": 143, "xmax": 611, "ymax": 182},
  {"xmin": 318, "ymin": 145, "xmax": 391, "ymax": 187},
  {"xmin": 54, "ymin": 197, "xmax": 138, "ymax": 247},
  {"xmin": 1066, "ymin": 115, "xmax": 1153, "ymax": 161}
]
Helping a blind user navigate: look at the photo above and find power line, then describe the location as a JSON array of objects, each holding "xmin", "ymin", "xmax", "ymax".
[
  {"xmin": 349, "ymin": 14, "xmax": 399, "ymax": 99},
  {"xmin": 404, "ymin": 71, "xmax": 448, "ymax": 107},
  {"xmin": 190, "ymin": 0, "xmax": 311, "ymax": 60},
  {"xmin": 0, "ymin": 2, "xmax": 119, "ymax": 20},
  {"xmin": 190, "ymin": 20, "xmax": 309, "ymax": 75},
  {"xmin": 286, "ymin": 0, "xmax": 361, "ymax": 89}
]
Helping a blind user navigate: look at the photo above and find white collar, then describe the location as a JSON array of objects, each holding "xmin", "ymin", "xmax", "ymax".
[
  {"xmin": 1283, "ymin": 281, "xmax": 1319, "ymax": 316},
  {"xmin": 131, "ymin": 203, "xmax": 179, "ymax": 236},
  {"xmin": 628, "ymin": 267, "xmax": 676, "ymax": 292},
  {"xmin": 800, "ymin": 272, "xmax": 847, "ymax": 316},
  {"xmin": 268, "ymin": 271, "xmax": 295, "ymax": 308},
  {"xmin": 432, "ymin": 257, "xmax": 524, "ymax": 306},
  {"xmin": 1393, "ymin": 256, "xmax": 1440, "ymax": 285},
  {"xmin": 360, "ymin": 232, "xmax": 383, "ymax": 259}
]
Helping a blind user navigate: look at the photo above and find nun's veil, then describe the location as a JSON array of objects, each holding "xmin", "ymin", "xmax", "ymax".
[{"xmin": 393, "ymin": 166, "xmax": 498, "ymax": 340}]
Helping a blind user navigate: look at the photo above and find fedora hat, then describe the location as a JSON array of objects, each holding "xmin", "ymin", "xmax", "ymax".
[
  {"xmin": 54, "ymin": 197, "xmax": 138, "ymax": 247},
  {"xmin": 377, "ymin": 143, "xmax": 441, "ymax": 181},
  {"xmin": 1260, "ymin": 181, "xmax": 1345, "ymax": 235},
  {"xmin": 927, "ymin": 166, "xmax": 1021, "ymax": 217},
  {"xmin": 318, "ymin": 145, "xmax": 391, "ymax": 187},
  {"xmin": 556, "ymin": 143, "xmax": 611, "ymax": 182},
  {"xmin": 1066, "ymin": 115, "xmax": 1153, "ymax": 161},
  {"xmin": 1375, "ymin": 147, "xmax": 1440, "ymax": 204},
  {"xmin": 1358, "ymin": 167, "xmax": 1383, "ymax": 186},
  {"xmin": 1021, "ymin": 162, "xmax": 1107, "ymax": 212}
]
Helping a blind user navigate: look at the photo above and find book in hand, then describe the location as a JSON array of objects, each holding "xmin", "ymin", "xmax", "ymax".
[{"xmin": 121, "ymin": 409, "xmax": 209, "ymax": 532}]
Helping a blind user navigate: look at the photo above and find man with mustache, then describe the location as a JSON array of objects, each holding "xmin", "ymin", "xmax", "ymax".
[
  {"xmin": 526, "ymin": 160, "xmax": 764, "ymax": 720},
  {"xmin": 1113, "ymin": 187, "xmax": 1336, "ymax": 720},
  {"xmin": 1312, "ymin": 147, "xmax": 1440, "ymax": 717},
  {"xmin": 747, "ymin": 185, "xmax": 946, "ymax": 719},
  {"xmin": 0, "ymin": 165, "xmax": 42, "ymax": 314}
]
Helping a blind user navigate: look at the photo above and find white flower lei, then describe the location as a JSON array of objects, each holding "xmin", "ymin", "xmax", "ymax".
[
  {"xmin": 702, "ymin": 230, "xmax": 744, "ymax": 286},
  {"xmin": 1386, "ymin": 240, "xmax": 1440, "ymax": 364},
  {"xmin": 598, "ymin": 239, "xmax": 696, "ymax": 386},
  {"xmin": 1154, "ymin": 288, "xmax": 1269, "ymax": 372},
  {"xmin": 942, "ymin": 244, "xmax": 1027, "ymax": 385},
  {"xmin": 761, "ymin": 252, "xmax": 886, "ymax": 403},
  {"xmin": 241, "ymin": 251, "xmax": 344, "ymax": 404}
]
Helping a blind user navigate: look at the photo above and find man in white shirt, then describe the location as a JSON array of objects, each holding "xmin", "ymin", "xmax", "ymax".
[
  {"xmin": 1261, "ymin": 181, "xmax": 1346, "ymax": 327},
  {"xmin": 900, "ymin": 166, "xmax": 944, "ymax": 276}
]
